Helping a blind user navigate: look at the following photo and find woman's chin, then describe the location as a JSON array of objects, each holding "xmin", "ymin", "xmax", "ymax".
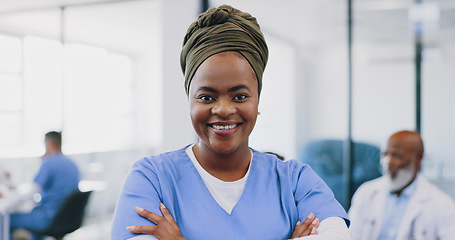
[{"xmin": 206, "ymin": 141, "xmax": 241, "ymax": 156}]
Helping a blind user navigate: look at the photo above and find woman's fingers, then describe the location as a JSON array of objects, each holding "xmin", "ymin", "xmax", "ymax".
[
  {"xmin": 313, "ymin": 218, "xmax": 320, "ymax": 228},
  {"xmin": 291, "ymin": 213, "xmax": 315, "ymax": 238},
  {"xmin": 290, "ymin": 220, "xmax": 302, "ymax": 239},
  {"xmin": 127, "ymin": 225, "xmax": 159, "ymax": 235},
  {"xmin": 160, "ymin": 203, "xmax": 179, "ymax": 229},
  {"xmin": 136, "ymin": 206, "xmax": 164, "ymax": 225},
  {"xmin": 301, "ymin": 218, "xmax": 319, "ymax": 237},
  {"xmin": 130, "ymin": 205, "xmax": 186, "ymax": 240},
  {"xmin": 311, "ymin": 226, "xmax": 318, "ymax": 235}
]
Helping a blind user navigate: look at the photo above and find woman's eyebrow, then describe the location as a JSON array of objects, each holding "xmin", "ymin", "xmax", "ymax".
[
  {"xmin": 228, "ymin": 85, "xmax": 249, "ymax": 92},
  {"xmin": 197, "ymin": 86, "xmax": 217, "ymax": 93}
]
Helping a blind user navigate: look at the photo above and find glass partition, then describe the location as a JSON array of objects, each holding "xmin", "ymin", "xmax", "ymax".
[{"xmin": 420, "ymin": 0, "xmax": 455, "ymax": 199}]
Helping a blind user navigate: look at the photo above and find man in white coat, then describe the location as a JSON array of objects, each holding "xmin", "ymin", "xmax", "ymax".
[{"xmin": 348, "ymin": 130, "xmax": 455, "ymax": 240}]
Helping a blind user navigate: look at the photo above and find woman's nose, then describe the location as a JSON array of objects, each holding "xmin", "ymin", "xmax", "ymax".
[{"xmin": 211, "ymin": 100, "xmax": 236, "ymax": 118}]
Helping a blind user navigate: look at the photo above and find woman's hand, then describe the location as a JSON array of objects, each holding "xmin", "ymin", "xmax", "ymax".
[
  {"xmin": 127, "ymin": 203, "xmax": 186, "ymax": 240},
  {"xmin": 290, "ymin": 213, "xmax": 319, "ymax": 239}
]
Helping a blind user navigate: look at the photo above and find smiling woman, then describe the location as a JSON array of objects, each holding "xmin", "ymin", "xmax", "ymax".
[
  {"xmin": 189, "ymin": 52, "xmax": 259, "ymax": 166},
  {"xmin": 111, "ymin": 5, "xmax": 350, "ymax": 240}
]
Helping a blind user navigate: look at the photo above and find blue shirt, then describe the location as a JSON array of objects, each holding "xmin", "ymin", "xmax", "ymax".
[
  {"xmin": 111, "ymin": 147, "xmax": 349, "ymax": 240},
  {"xmin": 34, "ymin": 153, "xmax": 80, "ymax": 217},
  {"xmin": 377, "ymin": 178, "xmax": 418, "ymax": 240}
]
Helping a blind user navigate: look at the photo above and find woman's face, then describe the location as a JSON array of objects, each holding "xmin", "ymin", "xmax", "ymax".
[{"xmin": 189, "ymin": 52, "xmax": 259, "ymax": 155}]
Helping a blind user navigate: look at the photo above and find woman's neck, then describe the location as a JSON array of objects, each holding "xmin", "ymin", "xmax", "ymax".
[{"xmin": 192, "ymin": 143, "xmax": 251, "ymax": 182}]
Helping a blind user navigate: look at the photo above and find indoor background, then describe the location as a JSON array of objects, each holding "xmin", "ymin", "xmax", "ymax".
[{"xmin": 0, "ymin": 0, "xmax": 454, "ymax": 239}]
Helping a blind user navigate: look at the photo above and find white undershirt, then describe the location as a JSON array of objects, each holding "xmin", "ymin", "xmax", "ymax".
[{"xmin": 185, "ymin": 144, "xmax": 251, "ymax": 215}]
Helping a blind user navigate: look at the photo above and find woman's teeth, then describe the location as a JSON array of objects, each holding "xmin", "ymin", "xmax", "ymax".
[{"xmin": 212, "ymin": 124, "xmax": 237, "ymax": 130}]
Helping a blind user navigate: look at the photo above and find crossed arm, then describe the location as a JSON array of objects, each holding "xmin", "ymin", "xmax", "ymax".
[{"xmin": 125, "ymin": 204, "xmax": 344, "ymax": 240}]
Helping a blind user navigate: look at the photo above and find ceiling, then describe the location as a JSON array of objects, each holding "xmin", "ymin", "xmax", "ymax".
[
  {"xmin": 0, "ymin": 0, "xmax": 160, "ymax": 56},
  {"xmin": 0, "ymin": 0, "xmax": 453, "ymax": 57},
  {"xmin": 211, "ymin": 0, "xmax": 455, "ymax": 43},
  {"xmin": 0, "ymin": 0, "xmax": 125, "ymax": 13}
]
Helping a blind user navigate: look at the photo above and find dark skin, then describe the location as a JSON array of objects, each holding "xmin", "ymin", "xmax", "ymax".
[
  {"xmin": 43, "ymin": 138, "xmax": 62, "ymax": 158},
  {"xmin": 383, "ymin": 131, "xmax": 424, "ymax": 197},
  {"xmin": 128, "ymin": 206, "xmax": 319, "ymax": 239},
  {"xmin": 189, "ymin": 52, "xmax": 258, "ymax": 182},
  {"xmin": 127, "ymin": 204, "xmax": 185, "ymax": 240},
  {"xmin": 192, "ymin": 143, "xmax": 251, "ymax": 181},
  {"xmin": 128, "ymin": 52, "xmax": 319, "ymax": 239}
]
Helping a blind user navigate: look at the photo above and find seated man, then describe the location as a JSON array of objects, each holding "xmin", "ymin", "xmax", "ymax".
[
  {"xmin": 10, "ymin": 131, "xmax": 80, "ymax": 240},
  {"xmin": 348, "ymin": 130, "xmax": 455, "ymax": 240}
]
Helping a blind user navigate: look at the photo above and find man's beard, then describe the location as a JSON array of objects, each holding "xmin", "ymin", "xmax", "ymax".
[{"xmin": 381, "ymin": 158, "xmax": 415, "ymax": 192}]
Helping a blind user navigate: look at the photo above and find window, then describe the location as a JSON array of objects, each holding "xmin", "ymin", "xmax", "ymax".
[
  {"xmin": 0, "ymin": 34, "xmax": 23, "ymax": 149},
  {"xmin": 0, "ymin": 33, "xmax": 136, "ymax": 157},
  {"xmin": 63, "ymin": 43, "xmax": 135, "ymax": 152}
]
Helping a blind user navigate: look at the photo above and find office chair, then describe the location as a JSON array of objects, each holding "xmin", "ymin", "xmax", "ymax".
[{"xmin": 34, "ymin": 190, "xmax": 92, "ymax": 240}]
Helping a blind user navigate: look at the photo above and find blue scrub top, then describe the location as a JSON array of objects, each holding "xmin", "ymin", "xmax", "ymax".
[
  {"xmin": 34, "ymin": 153, "xmax": 80, "ymax": 217},
  {"xmin": 112, "ymin": 147, "xmax": 349, "ymax": 240}
]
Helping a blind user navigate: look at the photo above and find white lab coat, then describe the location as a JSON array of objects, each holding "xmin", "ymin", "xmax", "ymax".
[{"xmin": 348, "ymin": 175, "xmax": 455, "ymax": 240}]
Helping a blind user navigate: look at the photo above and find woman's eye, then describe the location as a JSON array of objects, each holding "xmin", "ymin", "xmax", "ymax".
[
  {"xmin": 198, "ymin": 95, "xmax": 215, "ymax": 102},
  {"xmin": 233, "ymin": 94, "xmax": 247, "ymax": 101}
]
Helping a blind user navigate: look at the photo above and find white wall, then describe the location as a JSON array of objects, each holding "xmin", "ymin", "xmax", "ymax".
[
  {"xmin": 293, "ymin": 42, "xmax": 351, "ymax": 159},
  {"xmin": 0, "ymin": 9, "xmax": 61, "ymax": 39},
  {"xmin": 352, "ymin": 42, "xmax": 415, "ymax": 145},
  {"xmin": 159, "ymin": 0, "xmax": 199, "ymax": 152},
  {"xmin": 421, "ymin": 41, "xmax": 455, "ymax": 180},
  {"xmin": 249, "ymin": 35, "xmax": 297, "ymax": 160}
]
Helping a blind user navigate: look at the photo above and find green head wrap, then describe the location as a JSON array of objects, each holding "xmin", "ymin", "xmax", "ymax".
[{"xmin": 180, "ymin": 5, "xmax": 269, "ymax": 96}]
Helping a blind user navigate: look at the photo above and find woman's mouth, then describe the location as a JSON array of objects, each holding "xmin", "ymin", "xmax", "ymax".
[
  {"xmin": 212, "ymin": 124, "xmax": 238, "ymax": 130},
  {"xmin": 208, "ymin": 122, "xmax": 241, "ymax": 135}
]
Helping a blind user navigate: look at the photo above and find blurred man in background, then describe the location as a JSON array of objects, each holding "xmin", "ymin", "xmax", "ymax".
[
  {"xmin": 0, "ymin": 166, "xmax": 12, "ymax": 198},
  {"xmin": 10, "ymin": 131, "xmax": 80, "ymax": 240},
  {"xmin": 349, "ymin": 130, "xmax": 455, "ymax": 240},
  {"xmin": 0, "ymin": 167, "xmax": 11, "ymax": 185}
]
